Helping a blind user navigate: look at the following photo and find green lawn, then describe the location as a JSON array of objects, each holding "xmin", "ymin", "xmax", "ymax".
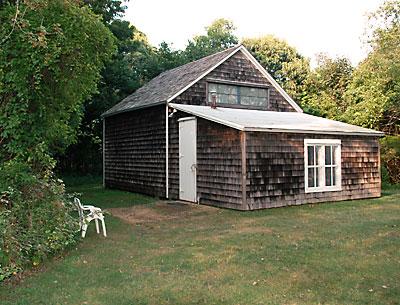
[{"xmin": 1, "ymin": 180, "xmax": 399, "ymax": 305}]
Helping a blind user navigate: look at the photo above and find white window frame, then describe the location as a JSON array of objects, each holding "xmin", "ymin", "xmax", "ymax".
[{"xmin": 304, "ymin": 139, "xmax": 342, "ymax": 193}]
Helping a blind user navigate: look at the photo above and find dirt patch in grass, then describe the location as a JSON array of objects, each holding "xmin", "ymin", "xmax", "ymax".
[{"xmin": 108, "ymin": 201, "xmax": 217, "ymax": 225}]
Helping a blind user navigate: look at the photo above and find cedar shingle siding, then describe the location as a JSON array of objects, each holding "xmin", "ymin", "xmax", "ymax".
[
  {"xmin": 104, "ymin": 106, "xmax": 166, "ymax": 197},
  {"xmin": 174, "ymin": 51, "xmax": 296, "ymax": 112},
  {"xmin": 103, "ymin": 46, "xmax": 381, "ymax": 210},
  {"xmin": 245, "ymin": 133, "xmax": 381, "ymax": 210}
]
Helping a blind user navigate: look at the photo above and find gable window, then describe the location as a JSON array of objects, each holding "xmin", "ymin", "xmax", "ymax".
[
  {"xmin": 304, "ymin": 139, "xmax": 342, "ymax": 193},
  {"xmin": 208, "ymin": 82, "xmax": 269, "ymax": 108}
]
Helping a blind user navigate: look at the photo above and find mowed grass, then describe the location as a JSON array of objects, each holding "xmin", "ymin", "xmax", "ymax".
[
  {"xmin": 62, "ymin": 175, "xmax": 156, "ymax": 209},
  {"xmin": 1, "ymin": 180, "xmax": 399, "ymax": 305}
]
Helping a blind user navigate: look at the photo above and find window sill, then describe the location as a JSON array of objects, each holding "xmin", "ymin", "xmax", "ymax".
[{"xmin": 305, "ymin": 186, "xmax": 342, "ymax": 193}]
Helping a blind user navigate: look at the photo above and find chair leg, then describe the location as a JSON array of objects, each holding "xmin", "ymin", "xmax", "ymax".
[
  {"xmin": 101, "ymin": 218, "xmax": 107, "ymax": 237},
  {"xmin": 95, "ymin": 219, "xmax": 100, "ymax": 234},
  {"xmin": 81, "ymin": 223, "xmax": 88, "ymax": 238}
]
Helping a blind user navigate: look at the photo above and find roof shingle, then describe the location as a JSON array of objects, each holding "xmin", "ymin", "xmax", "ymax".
[{"xmin": 102, "ymin": 45, "xmax": 242, "ymax": 117}]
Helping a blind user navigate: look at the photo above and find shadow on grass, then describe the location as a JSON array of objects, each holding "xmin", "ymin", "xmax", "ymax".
[{"xmin": 63, "ymin": 175, "xmax": 156, "ymax": 209}]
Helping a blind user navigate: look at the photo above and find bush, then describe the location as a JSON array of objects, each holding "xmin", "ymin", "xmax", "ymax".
[
  {"xmin": 380, "ymin": 136, "xmax": 400, "ymax": 184},
  {"xmin": 0, "ymin": 162, "xmax": 79, "ymax": 282}
]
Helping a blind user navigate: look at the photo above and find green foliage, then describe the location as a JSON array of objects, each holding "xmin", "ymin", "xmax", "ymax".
[
  {"xmin": 0, "ymin": 162, "xmax": 79, "ymax": 281},
  {"xmin": 0, "ymin": 0, "xmax": 115, "ymax": 171},
  {"xmin": 184, "ymin": 18, "xmax": 239, "ymax": 61},
  {"xmin": 380, "ymin": 136, "xmax": 400, "ymax": 184},
  {"xmin": 243, "ymin": 35, "xmax": 310, "ymax": 103},
  {"xmin": 303, "ymin": 55, "xmax": 354, "ymax": 118},
  {"xmin": 343, "ymin": 0, "xmax": 400, "ymax": 134},
  {"xmin": 56, "ymin": 15, "xmax": 186, "ymax": 174},
  {"xmin": 84, "ymin": 0, "xmax": 127, "ymax": 23},
  {"xmin": 0, "ymin": 0, "xmax": 115, "ymax": 281}
]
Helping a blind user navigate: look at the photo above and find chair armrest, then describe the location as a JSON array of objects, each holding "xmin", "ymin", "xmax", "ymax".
[{"xmin": 83, "ymin": 205, "xmax": 103, "ymax": 213}]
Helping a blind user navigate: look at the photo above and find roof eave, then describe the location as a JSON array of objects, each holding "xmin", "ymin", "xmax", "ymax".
[
  {"xmin": 169, "ymin": 103, "xmax": 384, "ymax": 137},
  {"xmin": 242, "ymin": 127, "xmax": 385, "ymax": 137},
  {"xmin": 101, "ymin": 101, "xmax": 166, "ymax": 118}
]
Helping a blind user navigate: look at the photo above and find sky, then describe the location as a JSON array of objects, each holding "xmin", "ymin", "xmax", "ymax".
[{"xmin": 125, "ymin": 0, "xmax": 385, "ymax": 66}]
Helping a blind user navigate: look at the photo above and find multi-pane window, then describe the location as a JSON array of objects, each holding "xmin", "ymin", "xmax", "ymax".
[
  {"xmin": 304, "ymin": 139, "xmax": 341, "ymax": 193},
  {"xmin": 208, "ymin": 83, "xmax": 268, "ymax": 107}
]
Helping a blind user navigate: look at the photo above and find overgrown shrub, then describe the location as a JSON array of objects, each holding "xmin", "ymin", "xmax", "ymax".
[
  {"xmin": 0, "ymin": 162, "xmax": 79, "ymax": 282},
  {"xmin": 0, "ymin": 0, "xmax": 115, "ymax": 282},
  {"xmin": 380, "ymin": 136, "xmax": 400, "ymax": 184}
]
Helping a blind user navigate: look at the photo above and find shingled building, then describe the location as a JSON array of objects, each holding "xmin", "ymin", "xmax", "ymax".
[{"xmin": 102, "ymin": 45, "xmax": 383, "ymax": 210}]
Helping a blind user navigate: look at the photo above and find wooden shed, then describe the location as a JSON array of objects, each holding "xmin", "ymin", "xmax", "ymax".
[{"xmin": 102, "ymin": 45, "xmax": 383, "ymax": 210}]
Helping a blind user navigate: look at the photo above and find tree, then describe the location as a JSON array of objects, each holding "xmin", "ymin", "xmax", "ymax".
[
  {"xmin": 56, "ymin": 17, "xmax": 181, "ymax": 174},
  {"xmin": 83, "ymin": 0, "xmax": 127, "ymax": 23},
  {"xmin": 243, "ymin": 35, "xmax": 310, "ymax": 103},
  {"xmin": 0, "ymin": 0, "xmax": 115, "ymax": 171},
  {"xmin": 0, "ymin": 0, "xmax": 115, "ymax": 280},
  {"xmin": 184, "ymin": 18, "xmax": 239, "ymax": 61},
  {"xmin": 342, "ymin": 0, "xmax": 400, "ymax": 184},
  {"xmin": 343, "ymin": 0, "xmax": 400, "ymax": 135},
  {"xmin": 302, "ymin": 55, "xmax": 354, "ymax": 118}
]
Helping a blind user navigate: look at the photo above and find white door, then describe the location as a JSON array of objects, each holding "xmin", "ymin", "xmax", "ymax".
[{"xmin": 179, "ymin": 117, "xmax": 197, "ymax": 202}]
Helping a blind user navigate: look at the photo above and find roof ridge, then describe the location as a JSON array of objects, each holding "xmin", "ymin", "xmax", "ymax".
[{"xmin": 157, "ymin": 44, "xmax": 241, "ymax": 77}]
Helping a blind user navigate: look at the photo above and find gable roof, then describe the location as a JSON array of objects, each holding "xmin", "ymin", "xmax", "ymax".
[
  {"xmin": 102, "ymin": 45, "xmax": 302, "ymax": 117},
  {"xmin": 170, "ymin": 103, "xmax": 384, "ymax": 136}
]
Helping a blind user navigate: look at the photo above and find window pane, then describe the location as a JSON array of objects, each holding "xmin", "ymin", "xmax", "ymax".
[
  {"xmin": 308, "ymin": 168, "xmax": 315, "ymax": 187},
  {"xmin": 332, "ymin": 168, "xmax": 336, "ymax": 185},
  {"xmin": 209, "ymin": 83, "xmax": 217, "ymax": 92},
  {"xmin": 315, "ymin": 145, "xmax": 321, "ymax": 163},
  {"xmin": 315, "ymin": 167, "xmax": 319, "ymax": 187},
  {"xmin": 240, "ymin": 87, "xmax": 251, "ymax": 96},
  {"xmin": 325, "ymin": 146, "xmax": 332, "ymax": 165},
  {"xmin": 216, "ymin": 93, "xmax": 237, "ymax": 104},
  {"xmin": 220, "ymin": 84, "xmax": 236, "ymax": 95},
  {"xmin": 257, "ymin": 89, "xmax": 267, "ymax": 98},
  {"xmin": 240, "ymin": 95, "xmax": 252, "ymax": 105},
  {"xmin": 307, "ymin": 146, "xmax": 314, "ymax": 165},
  {"xmin": 332, "ymin": 146, "xmax": 337, "ymax": 165},
  {"xmin": 241, "ymin": 96, "xmax": 267, "ymax": 106},
  {"xmin": 325, "ymin": 167, "xmax": 332, "ymax": 186}
]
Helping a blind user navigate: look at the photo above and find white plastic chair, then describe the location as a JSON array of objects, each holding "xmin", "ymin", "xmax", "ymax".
[{"xmin": 74, "ymin": 197, "xmax": 107, "ymax": 238}]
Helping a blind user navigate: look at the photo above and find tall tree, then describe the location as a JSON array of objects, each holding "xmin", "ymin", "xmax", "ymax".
[
  {"xmin": 343, "ymin": 0, "xmax": 400, "ymax": 134},
  {"xmin": 184, "ymin": 18, "xmax": 239, "ymax": 61},
  {"xmin": 84, "ymin": 0, "xmax": 127, "ymax": 23},
  {"xmin": 302, "ymin": 55, "xmax": 353, "ymax": 118},
  {"xmin": 243, "ymin": 36, "xmax": 310, "ymax": 103},
  {"xmin": 57, "ymin": 0, "xmax": 188, "ymax": 174},
  {"xmin": 343, "ymin": 0, "xmax": 400, "ymax": 183},
  {"xmin": 0, "ymin": 0, "xmax": 115, "ymax": 172}
]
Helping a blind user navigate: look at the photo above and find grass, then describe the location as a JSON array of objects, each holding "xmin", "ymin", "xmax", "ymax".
[
  {"xmin": 62, "ymin": 175, "xmax": 155, "ymax": 209},
  {"xmin": 1, "ymin": 179, "xmax": 399, "ymax": 305}
]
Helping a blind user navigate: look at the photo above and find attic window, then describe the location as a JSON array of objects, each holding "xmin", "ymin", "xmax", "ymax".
[
  {"xmin": 304, "ymin": 139, "xmax": 342, "ymax": 193},
  {"xmin": 208, "ymin": 83, "xmax": 269, "ymax": 107}
]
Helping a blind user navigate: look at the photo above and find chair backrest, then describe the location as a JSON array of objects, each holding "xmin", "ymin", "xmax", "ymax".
[{"xmin": 74, "ymin": 197, "xmax": 84, "ymax": 219}]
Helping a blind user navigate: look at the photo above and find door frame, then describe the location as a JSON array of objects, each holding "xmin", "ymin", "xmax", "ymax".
[{"xmin": 178, "ymin": 116, "xmax": 197, "ymax": 202}]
